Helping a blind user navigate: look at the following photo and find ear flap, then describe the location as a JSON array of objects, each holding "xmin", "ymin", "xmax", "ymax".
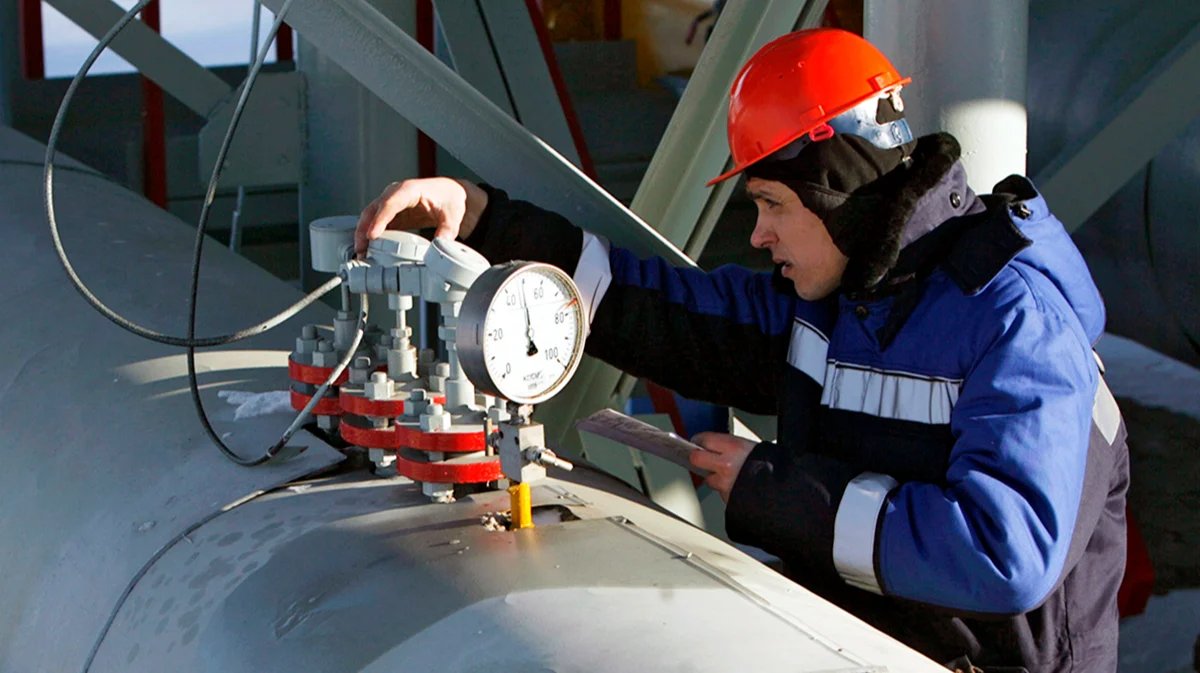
[{"xmin": 830, "ymin": 133, "xmax": 963, "ymax": 292}]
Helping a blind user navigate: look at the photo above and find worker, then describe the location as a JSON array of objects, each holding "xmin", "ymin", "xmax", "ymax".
[{"xmin": 355, "ymin": 28, "xmax": 1128, "ymax": 673}]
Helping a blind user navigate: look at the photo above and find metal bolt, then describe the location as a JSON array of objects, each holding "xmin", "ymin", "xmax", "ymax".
[{"xmin": 301, "ymin": 324, "xmax": 317, "ymax": 339}]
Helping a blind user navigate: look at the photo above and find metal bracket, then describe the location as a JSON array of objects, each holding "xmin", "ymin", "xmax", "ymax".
[{"xmin": 198, "ymin": 71, "xmax": 305, "ymax": 188}]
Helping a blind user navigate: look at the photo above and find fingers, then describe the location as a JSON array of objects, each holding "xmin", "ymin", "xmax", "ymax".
[
  {"xmin": 355, "ymin": 180, "xmax": 412, "ymax": 254},
  {"xmin": 354, "ymin": 198, "xmax": 381, "ymax": 255},
  {"xmin": 689, "ymin": 432, "xmax": 756, "ymax": 504},
  {"xmin": 355, "ymin": 178, "xmax": 473, "ymax": 254}
]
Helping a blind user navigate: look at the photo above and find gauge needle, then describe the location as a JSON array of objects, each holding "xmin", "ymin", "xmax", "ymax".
[{"xmin": 522, "ymin": 279, "xmax": 538, "ymax": 356}]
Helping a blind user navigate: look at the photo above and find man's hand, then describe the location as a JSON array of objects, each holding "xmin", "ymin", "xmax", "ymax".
[
  {"xmin": 354, "ymin": 177, "xmax": 489, "ymax": 254},
  {"xmin": 689, "ymin": 432, "xmax": 758, "ymax": 503}
]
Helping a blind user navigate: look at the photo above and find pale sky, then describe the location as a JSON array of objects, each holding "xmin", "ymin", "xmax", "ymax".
[{"xmin": 42, "ymin": 0, "xmax": 281, "ymax": 78}]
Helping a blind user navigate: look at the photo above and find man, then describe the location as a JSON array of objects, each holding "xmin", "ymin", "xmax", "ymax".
[{"xmin": 356, "ymin": 28, "xmax": 1128, "ymax": 672}]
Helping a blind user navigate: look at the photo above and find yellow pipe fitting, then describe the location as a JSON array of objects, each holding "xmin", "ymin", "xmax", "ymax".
[{"xmin": 509, "ymin": 481, "xmax": 534, "ymax": 529}]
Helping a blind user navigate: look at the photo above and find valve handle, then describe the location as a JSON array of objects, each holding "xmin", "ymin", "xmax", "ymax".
[{"xmin": 524, "ymin": 447, "xmax": 574, "ymax": 472}]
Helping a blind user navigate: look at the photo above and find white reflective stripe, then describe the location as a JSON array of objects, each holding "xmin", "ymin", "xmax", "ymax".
[
  {"xmin": 786, "ymin": 318, "xmax": 829, "ymax": 384},
  {"xmin": 574, "ymin": 232, "xmax": 612, "ymax": 327},
  {"xmin": 833, "ymin": 472, "xmax": 899, "ymax": 595},
  {"xmin": 1093, "ymin": 377, "xmax": 1120, "ymax": 444},
  {"xmin": 820, "ymin": 362, "xmax": 961, "ymax": 425}
]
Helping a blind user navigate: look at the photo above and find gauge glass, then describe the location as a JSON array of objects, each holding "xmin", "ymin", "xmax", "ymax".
[{"xmin": 481, "ymin": 267, "xmax": 585, "ymax": 403}]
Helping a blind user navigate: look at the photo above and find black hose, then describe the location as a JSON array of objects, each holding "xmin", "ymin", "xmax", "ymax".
[
  {"xmin": 42, "ymin": 0, "xmax": 338, "ymax": 349},
  {"xmin": 190, "ymin": 294, "xmax": 367, "ymax": 466},
  {"xmin": 184, "ymin": 0, "xmax": 311, "ymax": 465},
  {"xmin": 44, "ymin": 0, "xmax": 350, "ymax": 466}
]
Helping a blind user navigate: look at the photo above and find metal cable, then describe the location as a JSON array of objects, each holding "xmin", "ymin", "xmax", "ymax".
[
  {"xmin": 188, "ymin": 293, "xmax": 366, "ymax": 466},
  {"xmin": 44, "ymin": 0, "xmax": 351, "ymax": 468},
  {"xmin": 185, "ymin": 0, "xmax": 308, "ymax": 465},
  {"xmin": 42, "ymin": 0, "xmax": 338, "ymax": 348}
]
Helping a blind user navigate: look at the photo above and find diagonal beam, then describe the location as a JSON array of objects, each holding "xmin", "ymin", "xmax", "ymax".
[
  {"xmin": 430, "ymin": 0, "xmax": 515, "ymax": 117},
  {"xmin": 543, "ymin": 0, "xmax": 824, "ymax": 452},
  {"xmin": 632, "ymin": 0, "xmax": 828, "ymax": 252},
  {"xmin": 45, "ymin": 0, "xmax": 231, "ymax": 117},
  {"xmin": 1034, "ymin": 20, "xmax": 1200, "ymax": 232},
  {"xmin": 476, "ymin": 0, "xmax": 583, "ymax": 168},
  {"xmin": 261, "ymin": 0, "xmax": 691, "ymax": 268}
]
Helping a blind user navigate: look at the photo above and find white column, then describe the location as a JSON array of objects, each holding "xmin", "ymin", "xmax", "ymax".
[{"xmin": 865, "ymin": 0, "xmax": 1029, "ymax": 192}]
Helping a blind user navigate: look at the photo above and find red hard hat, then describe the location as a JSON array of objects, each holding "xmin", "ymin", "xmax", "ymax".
[{"xmin": 708, "ymin": 28, "xmax": 912, "ymax": 186}]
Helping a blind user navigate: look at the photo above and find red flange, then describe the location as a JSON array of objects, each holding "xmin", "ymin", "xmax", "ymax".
[
  {"xmin": 394, "ymin": 448, "xmax": 500, "ymax": 483},
  {"xmin": 339, "ymin": 417, "xmax": 488, "ymax": 452},
  {"xmin": 289, "ymin": 388, "xmax": 342, "ymax": 416},
  {"xmin": 396, "ymin": 424, "xmax": 487, "ymax": 453},
  {"xmin": 339, "ymin": 393, "xmax": 447, "ymax": 418},
  {"xmin": 288, "ymin": 356, "xmax": 350, "ymax": 386},
  {"xmin": 339, "ymin": 418, "xmax": 402, "ymax": 449}
]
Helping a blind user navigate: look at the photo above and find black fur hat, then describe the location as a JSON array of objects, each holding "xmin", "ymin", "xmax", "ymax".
[{"xmin": 745, "ymin": 133, "xmax": 963, "ymax": 292}]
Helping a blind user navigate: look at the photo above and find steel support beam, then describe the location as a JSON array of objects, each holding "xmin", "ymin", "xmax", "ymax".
[
  {"xmin": 541, "ymin": 0, "xmax": 823, "ymax": 455},
  {"xmin": 45, "ymin": 0, "xmax": 231, "ymax": 117},
  {"xmin": 476, "ymin": 1, "xmax": 581, "ymax": 167},
  {"xmin": 295, "ymin": 0, "xmax": 420, "ymax": 288},
  {"xmin": 865, "ymin": 0, "xmax": 1028, "ymax": 193},
  {"xmin": 1033, "ymin": 20, "xmax": 1200, "ymax": 232},
  {"xmin": 431, "ymin": 0, "xmax": 515, "ymax": 117},
  {"xmin": 632, "ymin": 0, "xmax": 826, "ymax": 252},
  {"xmin": 262, "ymin": 0, "xmax": 689, "ymax": 268}
]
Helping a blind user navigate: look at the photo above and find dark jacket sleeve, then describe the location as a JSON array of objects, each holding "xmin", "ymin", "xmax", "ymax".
[
  {"xmin": 725, "ymin": 442, "xmax": 859, "ymax": 585},
  {"xmin": 464, "ymin": 185, "xmax": 833, "ymax": 413}
]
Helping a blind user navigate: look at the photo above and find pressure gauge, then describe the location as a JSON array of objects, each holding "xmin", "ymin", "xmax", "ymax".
[{"xmin": 458, "ymin": 262, "xmax": 587, "ymax": 405}]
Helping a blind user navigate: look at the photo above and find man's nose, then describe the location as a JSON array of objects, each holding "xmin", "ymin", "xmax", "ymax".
[{"xmin": 749, "ymin": 218, "xmax": 774, "ymax": 249}]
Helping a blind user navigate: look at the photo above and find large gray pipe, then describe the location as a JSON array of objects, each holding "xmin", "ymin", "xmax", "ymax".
[
  {"xmin": 865, "ymin": 0, "xmax": 1029, "ymax": 192},
  {"xmin": 0, "ymin": 124, "xmax": 943, "ymax": 672}
]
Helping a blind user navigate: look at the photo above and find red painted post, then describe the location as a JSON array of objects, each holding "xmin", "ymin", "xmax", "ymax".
[
  {"xmin": 140, "ymin": 1, "xmax": 168, "ymax": 208},
  {"xmin": 276, "ymin": 23, "xmax": 294, "ymax": 62},
  {"xmin": 524, "ymin": 0, "xmax": 598, "ymax": 180},
  {"xmin": 18, "ymin": 0, "xmax": 44, "ymax": 80},
  {"xmin": 603, "ymin": 0, "xmax": 621, "ymax": 41}
]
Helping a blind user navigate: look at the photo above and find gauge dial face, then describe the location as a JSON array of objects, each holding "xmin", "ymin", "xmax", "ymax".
[{"xmin": 478, "ymin": 265, "xmax": 586, "ymax": 404}]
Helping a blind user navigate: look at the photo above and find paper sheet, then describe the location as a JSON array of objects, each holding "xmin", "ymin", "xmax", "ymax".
[{"xmin": 576, "ymin": 408, "xmax": 712, "ymax": 477}]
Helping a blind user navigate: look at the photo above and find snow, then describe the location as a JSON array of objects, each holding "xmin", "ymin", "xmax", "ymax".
[
  {"xmin": 1096, "ymin": 334, "xmax": 1200, "ymax": 421},
  {"xmin": 1120, "ymin": 589, "xmax": 1200, "ymax": 673},
  {"xmin": 217, "ymin": 389, "xmax": 292, "ymax": 420},
  {"xmin": 1096, "ymin": 334, "xmax": 1200, "ymax": 672}
]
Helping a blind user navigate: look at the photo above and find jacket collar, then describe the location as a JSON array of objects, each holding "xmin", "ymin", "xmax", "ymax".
[
  {"xmin": 833, "ymin": 133, "xmax": 975, "ymax": 293},
  {"xmin": 832, "ymin": 134, "xmax": 1035, "ymax": 349}
]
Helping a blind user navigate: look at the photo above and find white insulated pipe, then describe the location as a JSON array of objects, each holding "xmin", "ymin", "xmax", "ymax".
[{"xmin": 865, "ymin": 0, "xmax": 1029, "ymax": 193}]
